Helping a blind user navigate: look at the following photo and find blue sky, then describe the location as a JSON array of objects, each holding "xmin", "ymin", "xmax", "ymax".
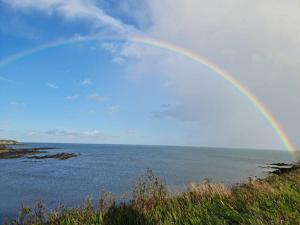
[
  {"xmin": 0, "ymin": 0, "xmax": 184, "ymax": 145},
  {"xmin": 1, "ymin": 0, "xmax": 300, "ymax": 150}
]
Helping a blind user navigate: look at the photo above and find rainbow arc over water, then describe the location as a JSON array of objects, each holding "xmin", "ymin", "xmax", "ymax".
[
  {"xmin": 0, "ymin": 35, "xmax": 296, "ymax": 155},
  {"xmin": 131, "ymin": 36, "xmax": 296, "ymax": 155}
]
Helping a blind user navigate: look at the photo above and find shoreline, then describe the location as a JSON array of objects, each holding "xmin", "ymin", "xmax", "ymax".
[{"xmin": 0, "ymin": 141, "xmax": 77, "ymax": 160}]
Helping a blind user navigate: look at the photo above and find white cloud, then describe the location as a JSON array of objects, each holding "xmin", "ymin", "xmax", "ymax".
[
  {"xmin": 81, "ymin": 130, "xmax": 102, "ymax": 138},
  {"xmin": 108, "ymin": 105, "xmax": 120, "ymax": 114},
  {"xmin": 47, "ymin": 82, "xmax": 58, "ymax": 89},
  {"xmin": 160, "ymin": 104, "xmax": 171, "ymax": 109},
  {"xmin": 164, "ymin": 81, "xmax": 176, "ymax": 88},
  {"xmin": 9, "ymin": 102, "xmax": 25, "ymax": 107},
  {"xmin": 8, "ymin": 102, "xmax": 26, "ymax": 111},
  {"xmin": 124, "ymin": 128, "xmax": 136, "ymax": 135},
  {"xmin": 80, "ymin": 78, "xmax": 92, "ymax": 85},
  {"xmin": 101, "ymin": 42, "xmax": 126, "ymax": 64},
  {"xmin": 42, "ymin": 129, "xmax": 103, "ymax": 139},
  {"xmin": 112, "ymin": 57, "xmax": 125, "ymax": 64},
  {"xmin": 0, "ymin": 76, "xmax": 14, "ymax": 83},
  {"xmin": 102, "ymin": 42, "xmax": 118, "ymax": 53},
  {"xmin": 117, "ymin": 0, "xmax": 300, "ymax": 149},
  {"xmin": 24, "ymin": 128, "xmax": 125, "ymax": 143},
  {"xmin": 3, "ymin": 0, "xmax": 131, "ymax": 32},
  {"xmin": 66, "ymin": 94, "xmax": 79, "ymax": 100},
  {"xmin": 88, "ymin": 93, "xmax": 107, "ymax": 102},
  {"xmin": 88, "ymin": 109, "xmax": 96, "ymax": 114}
]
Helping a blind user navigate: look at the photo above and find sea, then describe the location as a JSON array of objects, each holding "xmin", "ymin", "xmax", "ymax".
[{"xmin": 0, "ymin": 143, "xmax": 298, "ymax": 222}]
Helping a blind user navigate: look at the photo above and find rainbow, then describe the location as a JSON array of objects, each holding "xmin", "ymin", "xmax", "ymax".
[
  {"xmin": 0, "ymin": 35, "xmax": 98, "ymax": 67},
  {"xmin": 0, "ymin": 35, "xmax": 296, "ymax": 155}
]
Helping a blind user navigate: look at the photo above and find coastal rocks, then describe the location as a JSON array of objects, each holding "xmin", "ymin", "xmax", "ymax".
[
  {"xmin": 0, "ymin": 148, "xmax": 48, "ymax": 159},
  {"xmin": 0, "ymin": 141, "xmax": 78, "ymax": 160},
  {"xmin": 262, "ymin": 162, "xmax": 300, "ymax": 175},
  {"xmin": 270, "ymin": 163, "xmax": 300, "ymax": 175},
  {"xmin": 27, "ymin": 153, "xmax": 78, "ymax": 160}
]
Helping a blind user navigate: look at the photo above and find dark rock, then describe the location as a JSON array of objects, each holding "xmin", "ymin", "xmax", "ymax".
[
  {"xmin": 268, "ymin": 163, "xmax": 300, "ymax": 175},
  {"xmin": 27, "ymin": 153, "xmax": 78, "ymax": 160},
  {"xmin": 0, "ymin": 145, "xmax": 70, "ymax": 160},
  {"xmin": 270, "ymin": 162, "xmax": 292, "ymax": 167},
  {"xmin": 0, "ymin": 149, "xmax": 47, "ymax": 159}
]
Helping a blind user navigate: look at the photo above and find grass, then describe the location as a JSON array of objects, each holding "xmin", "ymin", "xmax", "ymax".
[{"xmin": 5, "ymin": 164, "xmax": 300, "ymax": 225}]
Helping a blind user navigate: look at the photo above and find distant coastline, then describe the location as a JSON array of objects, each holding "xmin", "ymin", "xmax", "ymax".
[
  {"xmin": 0, "ymin": 140, "xmax": 77, "ymax": 160},
  {"xmin": 0, "ymin": 139, "xmax": 18, "ymax": 145}
]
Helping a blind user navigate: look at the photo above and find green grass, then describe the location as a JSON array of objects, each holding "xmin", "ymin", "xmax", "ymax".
[{"xmin": 5, "ymin": 164, "xmax": 300, "ymax": 225}]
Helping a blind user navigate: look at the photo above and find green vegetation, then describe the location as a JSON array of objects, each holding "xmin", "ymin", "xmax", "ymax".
[{"xmin": 5, "ymin": 164, "xmax": 300, "ymax": 225}]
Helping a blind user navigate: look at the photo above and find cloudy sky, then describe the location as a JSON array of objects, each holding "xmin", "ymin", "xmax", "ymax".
[{"xmin": 0, "ymin": 0, "xmax": 299, "ymax": 150}]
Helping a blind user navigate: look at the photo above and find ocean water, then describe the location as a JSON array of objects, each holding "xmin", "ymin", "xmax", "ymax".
[{"xmin": 0, "ymin": 143, "xmax": 297, "ymax": 222}]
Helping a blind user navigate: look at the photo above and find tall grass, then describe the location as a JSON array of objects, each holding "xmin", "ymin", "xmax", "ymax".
[{"xmin": 5, "ymin": 165, "xmax": 300, "ymax": 225}]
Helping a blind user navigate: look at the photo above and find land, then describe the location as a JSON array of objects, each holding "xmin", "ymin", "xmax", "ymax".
[
  {"xmin": 6, "ymin": 162, "xmax": 300, "ymax": 225},
  {"xmin": 0, "ymin": 140, "xmax": 77, "ymax": 160},
  {"xmin": 0, "ymin": 140, "xmax": 18, "ymax": 145},
  {"xmin": 0, "ymin": 139, "xmax": 19, "ymax": 149},
  {"xmin": 27, "ymin": 153, "xmax": 78, "ymax": 160},
  {"xmin": 0, "ymin": 148, "xmax": 49, "ymax": 159}
]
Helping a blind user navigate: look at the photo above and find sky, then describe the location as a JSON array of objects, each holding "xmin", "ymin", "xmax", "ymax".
[{"xmin": 0, "ymin": 0, "xmax": 300, "ymax": 150}]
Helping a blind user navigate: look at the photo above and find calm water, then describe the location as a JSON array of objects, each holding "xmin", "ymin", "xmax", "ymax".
[{"xmin": 0, "ymin": 143, "xmax": 297, "ymax": 221}]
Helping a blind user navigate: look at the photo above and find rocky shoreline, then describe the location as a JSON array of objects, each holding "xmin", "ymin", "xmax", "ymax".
[
  {"xmin": 0, "ymin": 140, "xmax": 78, "ymax": 160},
  {"xmin": 27, "ymin": 152, "xmax": 78, "ymax": 160}
]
